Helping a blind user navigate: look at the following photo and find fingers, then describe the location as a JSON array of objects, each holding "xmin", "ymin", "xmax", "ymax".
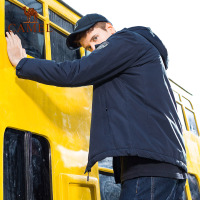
[
  {"xmin": 6, "ymin": 31, "xmax": 22, "ymax": 49},
  {"xmin": 5, "ymin": 31, "xmax": 26, "ymax": 67},
  {"xmin": 6, "ymin": 31, "xmax": 14, "ymax": 46},
  {"xmin": 15, "ymin": 34, "xmax": 22, "ymax": 48},
  {"xmin": 10, "ymin": 31, "xmax": 20, "ymax": 47}
]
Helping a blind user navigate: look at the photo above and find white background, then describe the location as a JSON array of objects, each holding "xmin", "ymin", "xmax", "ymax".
[{"xmin": 65, "ymin": 0, "xmax": 200, "ymax": 122}]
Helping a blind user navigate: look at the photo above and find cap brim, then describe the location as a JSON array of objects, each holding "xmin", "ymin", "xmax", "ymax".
[{"xmin": 66, "ymin": 23, "xmax": 96, "ymax": 50}]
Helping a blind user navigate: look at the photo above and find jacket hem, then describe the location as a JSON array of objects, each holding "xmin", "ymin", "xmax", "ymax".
[{"xmin": 84, "ymin": 147, "xmax": 187, "ymax": 174}]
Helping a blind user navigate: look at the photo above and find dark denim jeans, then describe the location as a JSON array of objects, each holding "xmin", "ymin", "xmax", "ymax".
[{"xmin": 119, "ymin": 177, "xmax": 186, "ymax": 200}]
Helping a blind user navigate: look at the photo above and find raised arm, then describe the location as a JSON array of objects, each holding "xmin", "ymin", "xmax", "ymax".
[{"xmin": 6, "ymin": 30, "xmax": 151, "ymax": 87}]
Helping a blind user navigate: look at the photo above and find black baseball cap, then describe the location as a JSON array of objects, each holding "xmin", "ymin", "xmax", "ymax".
[{"xmin": 66, "ymin": 13, "xmax": 111, "ymax": 50}]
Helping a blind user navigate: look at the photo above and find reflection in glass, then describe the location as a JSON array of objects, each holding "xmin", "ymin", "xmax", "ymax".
[
  {"xmin": 177, "ymin": 103, "xmax": 186, "ymax": 130},
  {"xmin": 3, "ymin": 128, "xmax": 52, "ymax": 200},
  {"xmin": 99, "ymin": 173, "xmax": 121, "ymax": 200},
  {"xmin": 3, "ymin": 128, "xmax": 25, "ymax": 200},
  {"xmin": 5, "ymin": 1, "xmax": 45, "ymax": 58},
  {"xmin": 49, "ymin": 9, "xmax": 81, "ymax": 62},
  {"xmin": 31, "ymin": 135, "xmax": 51, "ymax": 200},
  {"xmin": 50, "ymin": 27, "xmax": 80, "ymax": 62},
  {"xmin": 17, "ymin": 0, "xmax": 43, "ymax": 15},
  {"xmin": 49, "ymin": 9, "xmax": 74, "ymax": 31},
  {"xmin": 188, "ymin": 174, "xmax": 200, "ymax": 200},
  {"xmin": 185, "ymin": 109, "xmax": 199, "ymax": 136}
]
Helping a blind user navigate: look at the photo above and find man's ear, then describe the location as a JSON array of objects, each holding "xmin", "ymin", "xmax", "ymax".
[{"xmin": 106, "ymin": 23, "xmax": 116, "ymax": 34}]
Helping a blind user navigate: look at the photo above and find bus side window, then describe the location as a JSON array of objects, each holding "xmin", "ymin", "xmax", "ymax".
[
  {"xmin": 49, "ymin": 9, "xmax": 80, "ymax": 62},
  {"xmin": 185, "ymin": 109, "xmax": 199, "ymax": 136},
  {"xmin": 98, "ymin": 158, "xmax": 121, "ymax": 200},
  {"xmin": 5, "ymin": 0, "xmax": 45, "ymax": 59},
  {"xmin": 176, "ymin": 103, "xmax": 187, "ymax": 130},
  {"xmin": 188, "ymin": 174, "xmax": 200, "ymax": 200},
  {"xmin": 3, "ymin": 128, "xmax": 52, "ymax": 200},
  {"xmin": 31, "ymin": 134, "xmax": 52, "ymax": 200},
  {"xmin": 49, "ymin": 9, "xmax": 73, "ymax": 31},
  {"xmin": 3, "ymin": 128, "xmax": 25, "ymax": 199}
]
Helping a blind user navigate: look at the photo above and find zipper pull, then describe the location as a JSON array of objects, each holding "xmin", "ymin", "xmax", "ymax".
[{"xmin": 87, "ymin": 171, "xmax": 90, "ymax": 181}]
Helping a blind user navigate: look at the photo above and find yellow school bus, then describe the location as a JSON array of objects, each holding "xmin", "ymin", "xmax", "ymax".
[
  {"xmin": 1, "ymin": 0, "xmax": 200, "ymax": 199},
  {"xmin": 169, "ymin": 79, "xmax": 200, "ymax": 200}
]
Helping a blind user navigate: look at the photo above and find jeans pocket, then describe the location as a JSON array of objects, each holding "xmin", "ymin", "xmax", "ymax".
[
  {"xmin": 135, "ymin": 177, "xmax": 178, "ymax": 200},
  {"xmin": 154, "ymin": 177, "xmax": 178, "ymax": 200},
  {"xmin": 135, "ymin": 177, "xmax": 150, "ymax": 199}
]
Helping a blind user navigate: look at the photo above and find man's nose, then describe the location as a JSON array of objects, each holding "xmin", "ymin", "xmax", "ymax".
[{"xmin": 90, "ymin": 44, "xmax": 96, "ymax": 52}]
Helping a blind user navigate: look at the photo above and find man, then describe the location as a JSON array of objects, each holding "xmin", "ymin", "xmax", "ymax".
[{"xmin": 6, "ymin": 13, "xmax": 187, "ymax": 200}]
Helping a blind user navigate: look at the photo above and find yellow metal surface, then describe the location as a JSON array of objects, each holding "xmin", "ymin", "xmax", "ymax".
[
  {"xmin": 1, "ymin": 0, "xmax": 100, "ymax": 199},
  {"xmin": 99, "ymin": 167, "xmax": 114, "ymax": 174},
  {"xmin": 183, "ymin": 130, "xmax": 200, "ymax": 200},
  {"xmin": 184, "ymin": 130, "xmax": 200, "ymax": 174},
  {"xmin": 58, "ymin": 173, "xmax": 100, "ymax": 200}
]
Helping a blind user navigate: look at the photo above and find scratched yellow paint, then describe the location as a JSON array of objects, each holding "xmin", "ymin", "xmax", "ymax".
[{"xmin": 0, "ymin": 0, "xmax": 100, "ymax": 199}]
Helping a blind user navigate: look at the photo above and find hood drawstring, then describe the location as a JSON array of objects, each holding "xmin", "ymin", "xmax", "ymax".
[
  {"xmin": 84, "ymin": 167, "xmax": 91, "ymax": 181},
  {"xmin": 87, "ymin": 171, "xmax": 90, "ymax": 181}
]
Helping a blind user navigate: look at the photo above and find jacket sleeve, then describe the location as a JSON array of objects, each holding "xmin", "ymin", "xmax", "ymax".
[{"xmin": 16, "ymin": 31, "xmax": 151, "ymax": 87}]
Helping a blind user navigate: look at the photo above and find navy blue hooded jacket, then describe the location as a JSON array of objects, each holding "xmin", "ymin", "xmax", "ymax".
[{"xmin": 16, "ymin": 26, "xmax": 187, "ymax": 183}]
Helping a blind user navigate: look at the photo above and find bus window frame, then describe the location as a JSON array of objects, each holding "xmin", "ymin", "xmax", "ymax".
[
  {"xmin": 5, "ymin": 0, "xmax": 84, "ymax": 60},
  {"xmin": 176, "ymin": 102, "xmax": 187, "ymax": 131},
  {"xmin": 5, "ymin": 0, "xmax": 46, "ymax": 59},
  {"xmin": 173, "ymin": 90, "xmax": 181, "ymax": 102},
  {"xmin": 181, "ymin": 96, "xmax": 194, "ymax": 110},
  {"xmin": 48, "ymin": 12, "xmax": 83, "ymax": 61},
  {"xmin": 186, "ymin": 107, "xmax": 199, "ymax": 135},
  {"xmin": 173, "ymin": 89, "xmax": 200, "ymax": 136},
  {"xmin": 3, "ymin": 127, "xmax": 53, "ymax": 200},
  {"xmin": 180, "ymin": 98, "xmax": 200, "ymax": 136},
  {"xmin": 48, "ymin": 5, "xmax": 84, "ymax": 59}
]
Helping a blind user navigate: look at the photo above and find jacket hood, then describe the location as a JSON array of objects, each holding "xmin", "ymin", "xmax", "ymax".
[{"xmin": 128, "ymin": 26, "xmax": 168, "ymax": 69}]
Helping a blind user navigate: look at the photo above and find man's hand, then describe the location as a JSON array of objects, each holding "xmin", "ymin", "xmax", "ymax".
[{"xmin": 6, "ymin": 31, "xmax": 27, "ymax": 68}]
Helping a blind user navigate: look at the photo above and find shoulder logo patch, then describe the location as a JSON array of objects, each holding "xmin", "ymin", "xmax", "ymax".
[{"xmin": 96, "ymin": 41, "xmax": 109, "ymax": 50}]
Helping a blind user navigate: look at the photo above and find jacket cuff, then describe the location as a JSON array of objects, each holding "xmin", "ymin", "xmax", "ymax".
[{"xmin": 16, "ymin": 58, "xmax": 29, "ymax": 76}]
